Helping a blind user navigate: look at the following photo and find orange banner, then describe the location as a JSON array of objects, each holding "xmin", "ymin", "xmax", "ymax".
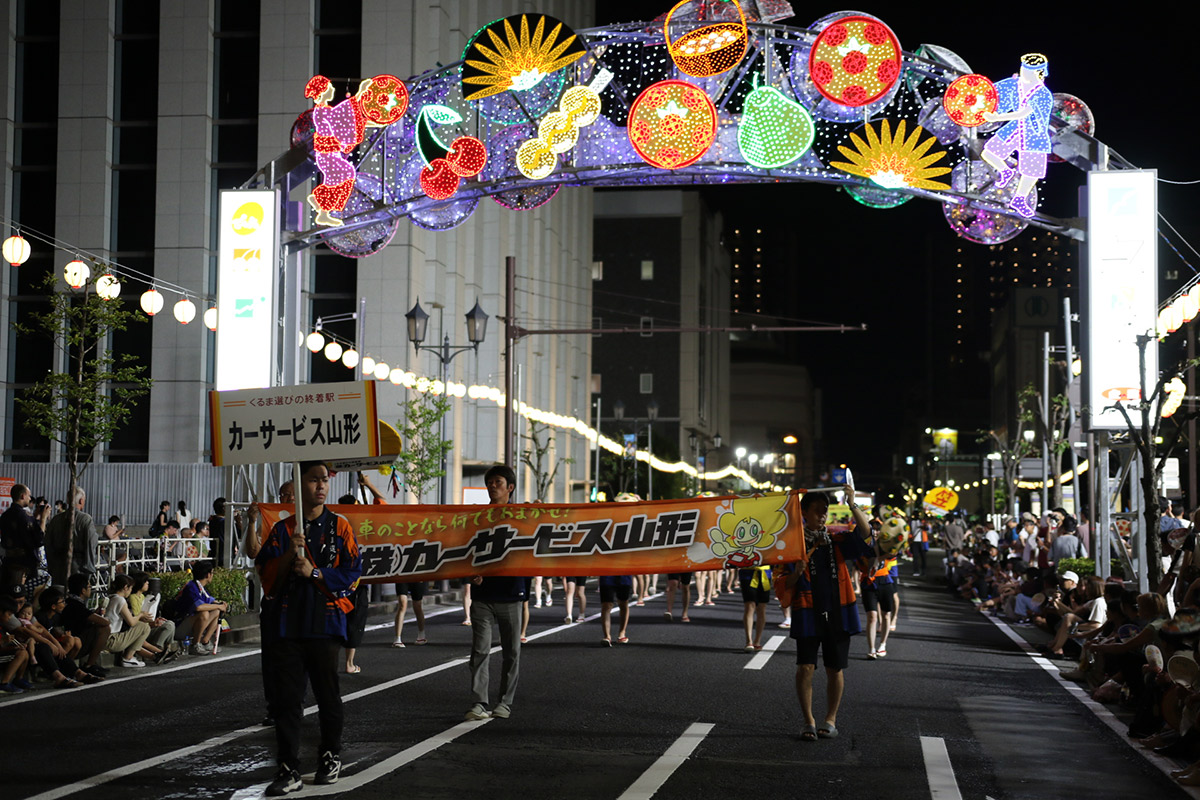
[{"xmin": 257, "ymin": 493, "xmax": 808, "ymax": 583}]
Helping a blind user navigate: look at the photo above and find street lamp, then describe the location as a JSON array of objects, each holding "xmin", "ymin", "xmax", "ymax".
[
  {"xmin": 646, "ymin": 399, "xmax": 659, "ymax": 500},
  {"xmin": 405, "ymin": 298, "xmax": 489, "ymax": 504}
]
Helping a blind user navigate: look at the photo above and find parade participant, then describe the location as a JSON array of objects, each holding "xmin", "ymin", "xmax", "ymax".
[
  {"xmin": 887, "ymin": 554, "xmax": 901, "ymax": 634},
  {"xmin": 256, "ymin": 461, "xmax": 362, "ymax": 795},
  {"xmin": 393, "ymin": 579, "xmax": 428, "ymax": 648},
  {"xmin": 465, "ymin": 465, "xmax": 525, "ymax": 721},
  {"xmin": 785, "ymin": 489, "xmax": 875, "ymax": 741},
  {"xmin": 911, "ymin": 520, "xmax": 930, "ymax": 577},
  {"xmin": 741, "ymin": 565, "xmax": 772, "ymax": 651},
  {"xmin": 663, "ymin": 572, "xmax": 693, "ymax": 622},
  {"xmin": 598, "ymin": 574, "xmax": 632, "ymax": 645},
  {"xmin": 563, "ymin": 576, "xmax": 588, "ymax": 624},
  {"xmin": 860, "ymin": 551, "xmax": 896, "ymax": 658}
]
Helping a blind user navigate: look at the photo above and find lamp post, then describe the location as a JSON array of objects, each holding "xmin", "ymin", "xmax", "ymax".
[
  {"xmin": 405, "ymin": 298, "xmax": 488, "ymax": 504},
  {"xmin": 689, "ymin": 431, "xmax": 723, "ymax": 493},
  {"xmin": 646, "ymin": 399, "xmax": 658, "ymax": 500}
]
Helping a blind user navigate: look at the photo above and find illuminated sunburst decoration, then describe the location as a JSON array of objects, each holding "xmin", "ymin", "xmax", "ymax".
[
  {"xmin": 830, "ymin": 119, "xmax": 950, "ymax": 191},
  {"xmin": 461, "ymin": 14, "xmax": 586, "ymax": 101}
]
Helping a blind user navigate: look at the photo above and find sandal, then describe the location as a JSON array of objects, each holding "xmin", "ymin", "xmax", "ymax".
[
  {"xmin": 415, "ymin": 635, "xmax": 427, "ymax": 645},
  {"xmin": 800, "ymin": 724, "xmax": 818, "ymax": 742},
  {"xmin": 346, "ymin": 665, "xmax": 362, "ymax": 674},
  {"xmin": 618, "ymin": 636, "xmax": 629, "ymax": 644},
  {"xmin": 391, "ymin": 639, "xmax": 406, "ymax": 648},
  {"xmin": 55, "ymin": 679, "xmax": 82, "ymax": 689},
  {"xmin": 681, "ymin": 616, "xmax": 691, "ymax": 623},
  {"xmin": 461, "ymin": 619, "xmax": 472, "ymax": 626},
  {"xmin": 601, "ymin": 638, "xmax": 612, "ymax": 647},
  {"xmin": 520, "ymin": 636, "xmax": 528, "ymax": 643},
  {"xmin": 663, "ymin": 612, "xmax": 673, "ymax": 621},
  {"xmin": 744, "ymin": 644, "xmax": 756, "ymax": 652},
  {"xmin": 754, "ymin": 644, "xmax": 764, "ymax": 651},
  {"xmin": 817, "ymin": 722, "xmax": 839, "ymax": 739}
]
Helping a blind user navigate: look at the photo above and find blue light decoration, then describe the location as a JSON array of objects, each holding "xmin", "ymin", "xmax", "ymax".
[{"xmin": 293, "ymin": 9, "xmax": 1101, "ymax": 248}]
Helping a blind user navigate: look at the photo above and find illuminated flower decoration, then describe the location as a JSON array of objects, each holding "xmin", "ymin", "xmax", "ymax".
[
  {"xmin": 627, "ymin": 80, "xmax": 717, "ymax": 170},
  {"xmin": 808, "ymin": 15, "xmax": 902, "ymax": 107},
  {"xmin": 830, "ymin": 119, "xmax": 951, "ymax": 191},
  {"xmin": 461, "ymin": 14, "xmax": 586, "ymax": 101}
]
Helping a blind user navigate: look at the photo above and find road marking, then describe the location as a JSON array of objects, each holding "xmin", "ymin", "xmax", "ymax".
[
  {"xmin": 617, "ymin": 722, "xmax": 714, "ymax": 800},
  {"xmin": 744, "ymin": 635, "xmax": 785, "ymax": 670},
  {"xmin": 984, "ymin": 612, "xmax": 1200, "ymax": 799},
  {"xmin": 920, "ymin": 736, "xmax": 963, "ymax": 800},
  {"xmin": 26, "ymin": 603, "xmax": 600, "ymax": 800}
]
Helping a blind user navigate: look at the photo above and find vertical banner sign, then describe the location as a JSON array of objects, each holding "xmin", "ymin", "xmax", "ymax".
[
  {"xmin": 217, "ymin": 189, "xmax": 279, "ymax": 391},
  {"xmin": 209, "ymin": 381, "xmax": 379, "ymax": 466},
  {"xmin": 1084, "ymin": 170, "xmax": 1157, "ymax": 430}
]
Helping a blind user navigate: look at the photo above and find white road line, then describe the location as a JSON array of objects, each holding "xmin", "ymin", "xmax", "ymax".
[
  {"xmin": 4, "ymin": 607, "xmax": 459, "ymax": 708},
  {"xmin": 744, "ymin": 635, "xmax": 785, "ymax": 670},
  {"xmin": 919, "ymin": 736, "xmax": 963, "ymax": 800},
  {"xmin": 617, "ymin": 722, "xmax": 715, "ymax": 800},
  {"xmin": 26, "ymin": 603, "xmax": 603, "ymax": 800},
  {"xmin": 983, "ymin": 612, "xmax": 1200, "ymax": 799}
]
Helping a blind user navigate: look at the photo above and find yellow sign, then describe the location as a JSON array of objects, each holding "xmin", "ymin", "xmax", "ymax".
[
  {"xmin": 932, "ymin": 428, "xmax": 958, "ymax": 456},
  {"xmin": 923, "ymin": 487, "xmax": 959, "ymax": 517}
]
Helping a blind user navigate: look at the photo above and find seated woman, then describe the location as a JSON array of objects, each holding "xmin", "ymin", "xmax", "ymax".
[
  {"xmin": 1082, "ymin": 592, "xmax": 1172, "ymax": 735},
  {"xmin": 1042, "ymin": 575, "xmax": 1107, "ymax": 657},
  {"xmin": 128, "ymin": 572, "xmax": 177, "ymax": 665},
  {"xmin": 102, "ymin": 575, "xmax": 153, "ymax": 668}
]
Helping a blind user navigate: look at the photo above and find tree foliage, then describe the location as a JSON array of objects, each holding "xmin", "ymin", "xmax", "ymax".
[
  {"xmin": 15, "ymin": 267, "xmax": 152, "ymax": 575},
  {"xmin": 393, "ymin": 392, "xmax": 453, "ymax": 503},
  {"xmin": 1020, "ymin": 383, "xmax": 1073, "ymax": 509},
  {"xmin": 520, "ymin": 420, "xmax": 573, "ymax": 502}
]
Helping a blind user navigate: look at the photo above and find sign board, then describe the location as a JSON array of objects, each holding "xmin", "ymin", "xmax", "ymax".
[
  {"xmin": 932, "ymin": 428, "xmax": 958, "ymax": 456},
  {"xmin": 923, "ymin": 486, "xmax": 959, "ymax": 517},
  {"xmin": 1083, "ymin": 170, "xmax": 1157, "ymax": 430},
  {"xmin": 209, "ymin": 381, "xmax": 379, "ymax": 466},
  {"xmin": 1164, "ymin": 457, "xmax": 1181, "ymax": 493},
  {"xmin": 0, "ymin": 477, "xmax": 14, "ymax": 513},
  {"xmin": 462, "ymin": 487, "xmax": 490, "ymax": 505},
  {"xmin": 216, "ymin": 189, "xmax": 278, "ymax": 392}
]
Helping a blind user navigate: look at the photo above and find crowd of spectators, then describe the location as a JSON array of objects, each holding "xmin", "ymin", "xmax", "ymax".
[
  {"xmin": 945, "ymin": 503, "xmax": 1200, "ymax": 787},
  {"xmin": 0, "ymin": 480, "xmax": 239, "ymax": 694}
]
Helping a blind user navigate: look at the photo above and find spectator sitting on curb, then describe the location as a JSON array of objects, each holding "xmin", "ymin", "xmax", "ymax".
[
  {"xmin": 0, "ymin": 596, "xmax": 34, "ymax": 693},
  {"xmin": 102, "ymin": 575, "xmax": 153, "ymax": 668},
  {"xmin": 128, "ymin": 572, "xmax": 177, "ymax": 665},
  {"xmin": 34, "ymin": 588, "xmax": 83, "ymax": 665},
  {"xmin": 9, "ymin": 593, "xmax": 97, "ymax": 687},
  {"xmin": 61, "ymin": 574, "xmax": 111, "ymax": 677},
  {"xmin": 176, "ymin": 560, "xmax": 227, "ymax": 655}
]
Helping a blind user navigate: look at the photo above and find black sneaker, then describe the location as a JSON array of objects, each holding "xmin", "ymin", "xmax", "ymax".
[
  {"xmin": 265, "ymin": 764, "xmax": 302, "ymax": 796},
  {"xmin": 260, "ymin": 716, "xmax": 276, "ymax": 727},
  {"xmin": 84, "ymin": 664, "xmax": 109, "ymax": 678},
  {"xmin": 315, "ymin": 751, "xmax": 341, "ymax": 785}
]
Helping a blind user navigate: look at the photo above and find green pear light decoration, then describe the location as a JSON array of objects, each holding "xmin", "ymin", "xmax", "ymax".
[{"xmin": 737, "ymin": 75, "xmax": 815, "ymax": 169}]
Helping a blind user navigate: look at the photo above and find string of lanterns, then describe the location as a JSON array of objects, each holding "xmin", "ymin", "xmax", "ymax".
[
  {"xmin": 305, "ymin": 325, "xmax": 776, "ymax": 490},
  {"xmin": 3, "ymin": 230, "xmax": 216, "ymax": 329}
]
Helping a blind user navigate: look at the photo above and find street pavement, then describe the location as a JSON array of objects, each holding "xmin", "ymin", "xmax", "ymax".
[{"xmin": 3, "ymin": 564, "xmax": 1193, "ymax": 800}]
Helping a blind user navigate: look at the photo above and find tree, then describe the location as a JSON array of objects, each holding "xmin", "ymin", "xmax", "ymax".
[
  {"xmin": 15, "ymin": 267, "xmax": 152, "ymax": 580},
  {"xmin": 982, "ymin": 412, "xmax": 1038, "ymax": 518},
  {"xmin": 520, "ymin": 420, "xmax": 574, "ymax": 502},
  {"xmin": 1021, "ymin": 383, "xmax": 1073, "ymax": 509},
  {"xmin": 393, "ymin": 392, "xmax": 452, "ymax": 503}
]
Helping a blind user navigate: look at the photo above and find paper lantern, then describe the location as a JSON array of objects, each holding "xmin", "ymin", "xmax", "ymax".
[
  {"xmin": 306, "ymin": 331, "xmax": 325, "ymax": 353},
  {"xmin": 627, "ymin": 80, "xmax": 717, "ymax": 170},
  {"xmin": 173, "ymin": 298, "xmax": 196, "ymax": 324},
  {"xmin": 361, "ymin": 356, "xmax": 376, "ymax": 376},
  {"xmin": 324, "ymin": 340, "xmax": 344, "ymax": 362},
  {"xmin": 943, "ymin": 74, "xmax": 998, "ymax": 128},
  {"xmin": 808, "ymin": 16, "xmax": 902, "ymax": 107},
  {"xmin": 1158, "ymin": 308, "xmax": 1172, "ymax": 338},
  {"xmin": 664, "ymin": 0, "xmax": 748, "ymax": 78},
  {"xmin": 204, "ymin": 307, "xmax": 218, "ymax": 331},
  {"xmin": 830, "ymin": 120, "xmax": 951, "ymax": 191},
  {"xmin": 1185, "ymin": 286, "xmax": 1200, "ymax": 323},
  {"xmin": 461, "ymin": 14, "xmax": 585, "ymax": 101},
  {"xmin": 140, "ymin": 288, "xmax": 164, "ymax": 316},
  {"xmin": 3, "ymin": 234, "xmax": 30, "ymax": 266},
  {"xmin": 342, "ymin": 349, "xmax": 360, "ymax": 369},
  {"xmin": 356, "ymin": 74, "xmax": 409, "ymax": 126},
  {"xmin": 390, "ymin": 368, "xmax": 404, "ymax": 384},
  {"xmin": 63, "ymin": 260, "xmax": 90, "ymax": 288},
  {"xmin": 96, "ymin": 274, "xmax": 121, "ymax": 300},
  {"xmin": 373, "ymin": 361, "xmax": 390, "ymax": 381}
]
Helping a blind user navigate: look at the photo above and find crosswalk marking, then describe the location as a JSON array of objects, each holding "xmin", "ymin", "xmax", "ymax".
[
  {"xmin": 618, "ymin": 722, "xmax": 715, "ymax": 800},
  {"xmin": 920, "ymin": 736, "xmax": 963, "ymax": 800},
  {"xmin": 744, "ymin": 635, "xmax": 786, "ymax": 670}
]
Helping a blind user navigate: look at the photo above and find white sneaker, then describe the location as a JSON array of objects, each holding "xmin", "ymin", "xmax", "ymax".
[
  {"xmin": 545, "ymin": 595, "xmax": 553, "ymax": 607},
  {"xmin": 122, "ymin": 657, "xmax": 146, "ymax": 668}
]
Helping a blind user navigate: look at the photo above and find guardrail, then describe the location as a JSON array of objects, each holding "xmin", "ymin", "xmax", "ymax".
[{"xmin": 89, "ymin": 536, "xmax": 212, "ymax": 600}]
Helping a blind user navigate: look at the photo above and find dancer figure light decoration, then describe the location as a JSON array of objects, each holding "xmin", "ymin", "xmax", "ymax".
[
  {"xmin": 305, "ymin": 73, "xmax": 408, "ymax": 227},
  {"xmin": 830, "ymin": 119, "xmax": 951, "ymax": 191},
  {"xmin": 461, "ymin": 14, "xmax": 585, "ymax": 101},
  {"xmin": 980, "ymin": 53, "xmax": 1053, "ymax": 219}
]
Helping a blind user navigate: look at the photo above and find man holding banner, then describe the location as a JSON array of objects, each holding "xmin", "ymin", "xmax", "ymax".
[
  {"xmin": 465, "ymin": 465, "xmax": 525, "ymax": 721},
  {"xmin": 785, "ymin": 489, "xmax": 874, "ymax": 742},
  {"xmin": 257, "ymin": 461, "xmax": 362, "ymax": 795}
]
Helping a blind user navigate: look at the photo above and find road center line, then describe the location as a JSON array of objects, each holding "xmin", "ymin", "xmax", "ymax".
[
  {"xmin": 617, "ymin": 722, "xmax": 715, "ymax": 800},
  {"xmin": 919, "ymin": 736, "xmax": 963, "ymax": 800},
  {"xmin": 983, "ymin": 611, "xmax": 1200, "ymax": 799},
  {"xmin": 744, "ymin": 635, "xmax": 786, "ymax": 670}
]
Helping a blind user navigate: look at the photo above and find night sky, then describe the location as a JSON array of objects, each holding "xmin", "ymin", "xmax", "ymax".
[{"xmin": 592, "ymin": 2, "xmax": 1200, "ymax": 490}]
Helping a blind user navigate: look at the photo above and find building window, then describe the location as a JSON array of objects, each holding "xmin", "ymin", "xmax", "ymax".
[
  {"xmin": 639, "ymin": 373, "xmax": 653, "ymax": 394},
  {"xmin": 591, "ymin": 373, "xmax": 602, "ymax": 394},
  {"xmin": 592, "ymin": 260, "xmax": 603, "ymax": 281},
  {"xmin": 641, "ymin": 259, "xmax": 654, "ymax": 280},
  {"xmin": 640, "ymin": 316, "xmax": 653, "ymax": 337},
  {"xmin": 592, "ymin": 316, "xmax": 602, "ymax": 337}
]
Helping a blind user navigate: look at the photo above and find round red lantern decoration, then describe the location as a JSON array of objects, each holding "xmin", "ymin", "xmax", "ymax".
[
  {"xmin": 357, "ymin": 74, "xmax": 409, "ymax": 126},
  {"xmin": 943, "ymin": 74, "xmax": 998, "ymax": 128},
  {"xmin": 627, "ymin": 80, "xmax": 717, "ymax": 170},
  {"xmin": 808, "ymin": 16, "xmax": 902, "ymax": 107}
]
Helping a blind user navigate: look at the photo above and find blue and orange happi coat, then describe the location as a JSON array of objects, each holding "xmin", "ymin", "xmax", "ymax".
[{"xmin": 787, "ymin": 524, "xmax": 875, "ymax": 637}]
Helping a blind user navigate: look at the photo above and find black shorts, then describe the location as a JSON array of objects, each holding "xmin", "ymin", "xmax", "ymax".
[
  {"xmin": 398, "ymin": 582, "xmax": 425, "ymax": 601},
  {"xmin": 862, "ymin": 584, "xmax": 894, "ymax": 614},
  {"xmin": 599, "ymin": 584, "xmax": 632, "ymax": 604},
  {"xmin": 877, "ymin": 583, "xmax": 896, "ymax": 614},
  {"xmin": 794, "ymin": 619, "xmax": 852, "ymax": 670},
  {"xmin": 565, "ymin": 576, "xmax": 588, "ymax": 585},
  {"xmin": 666, "ymin": 573, "xmax": 692, "ymax": 585}
]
